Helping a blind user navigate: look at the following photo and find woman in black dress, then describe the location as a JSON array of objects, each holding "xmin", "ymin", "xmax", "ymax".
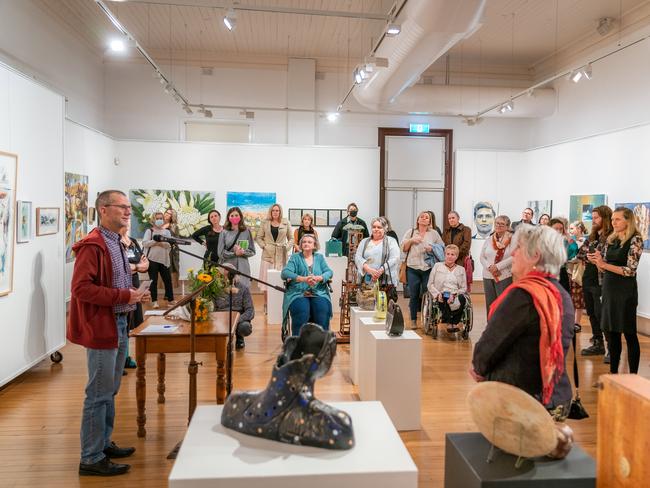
[
  {"xmin": 590, "ymin": 207, "xmax": 643, "ymax": 374},
  {"xmin": 192, "ymin": 209, "xmax": 223, "ymax": 264}
]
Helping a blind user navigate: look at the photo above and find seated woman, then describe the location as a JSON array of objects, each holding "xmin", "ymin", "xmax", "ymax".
[
  {"xmin": 471, "ymin": 225, "xmax": 574, "ymax": 418},
  {"xmin": 355, "ymin": 217, "xmax": 401, "ymax": 291},
  {"xmin": 213, "ymin": 264, "xmax": 255, "ymax": 350},
  {"xmin": 426, "ymin": 244, "xmax": 467, "ymax": 330},
  {"xmin": 281, "ymin": 234, "xmax": 333, "ymax": 336}
]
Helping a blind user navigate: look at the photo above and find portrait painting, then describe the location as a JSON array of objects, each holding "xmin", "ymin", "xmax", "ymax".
[{"xmin": 472, "ymin": 201, "xmax": 498, "ymax": 239}]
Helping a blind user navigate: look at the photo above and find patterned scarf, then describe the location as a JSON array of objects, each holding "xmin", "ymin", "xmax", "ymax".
[
  {"xmin": 488, "ymin": 270, "xmax": 564, "ymax": 405},
  {"xmin": 491, "ymin": 231, "xmax": 512, "ymax": 264}
]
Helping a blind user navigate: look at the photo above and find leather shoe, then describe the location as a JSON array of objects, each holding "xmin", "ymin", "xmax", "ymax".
[
  {"xmin": 103, "ymin": 441, "xmax": 135, "ymax": 458},
  {"xmin": 79, "ymin": 456, "xmax": 130, "ymax": 476}
]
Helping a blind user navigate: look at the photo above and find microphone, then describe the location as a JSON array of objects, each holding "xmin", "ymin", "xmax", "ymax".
[{"xmin": 153, "ymin": 234, "xmax": 192, "ymax": 245}]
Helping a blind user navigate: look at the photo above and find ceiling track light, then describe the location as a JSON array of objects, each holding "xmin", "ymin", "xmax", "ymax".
[
  {"xmin": 182, "ymin": 105, "xmax": 193, "ymax": 115},
  {"xmin": 569, "ymin": 64, "xmax": 593, "ymax": 83},
  {"xmin": 353, "ymin": 67, "xmax": 363, "ymax": 84},
  {"xmin": 498, "ymin": 100, "xmax": 514, "ymax": 114},
  {"xmin": 325, "ymin": 112, "xmax": 339, "ymax": 122},
  {"xmin": 223, "ymin": 8, "xmax": 237, "ymax": 31},
  {"xmin": 385, "ymin": 23, "xmax": 401, "ymax": 37}
]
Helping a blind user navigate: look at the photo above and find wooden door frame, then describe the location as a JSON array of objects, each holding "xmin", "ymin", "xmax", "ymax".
[{"xmin": 378, "ymin": 127, "xmax": 454, "ymax": 225}]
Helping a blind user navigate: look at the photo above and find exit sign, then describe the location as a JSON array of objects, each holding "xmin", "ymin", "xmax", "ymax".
[{"xmin": 409, "ymin": 123, "xmax": 429, "ymax": 133}]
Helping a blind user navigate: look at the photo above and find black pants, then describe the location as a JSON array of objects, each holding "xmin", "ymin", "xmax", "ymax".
[
  {"xmin": 608, "ymin": 332, "xmax": 640, "ymax": 374},
  {"xmin": 439, "ymin": 295, "xmax": 467, "ymax": 324},
  {"xmin": 148, "ymin": 261, "xmax": 174, "ymax": 301},
  {"xmin": 583, "ymin": 282, "xmax": 606, "ymax": 342}
]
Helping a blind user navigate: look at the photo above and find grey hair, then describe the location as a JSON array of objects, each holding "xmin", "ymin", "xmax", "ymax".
[
  {"xmin": 370, "ymin": 217, "xmax": 387, "ymax": 231},
  {"xmin": 298, "ymin": 233, "xmax": 320, "ymax": 251},
  {"xmin": 514, "ymin": 224, "xmax": 567, "ymax": 275},
  {"xmin": 495, "ymin": 215, "xmax": 511, "ymax": 227}
]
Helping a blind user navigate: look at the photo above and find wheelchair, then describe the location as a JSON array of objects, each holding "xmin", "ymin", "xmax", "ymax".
[
  {"xmin": 421, "ymin": 291, "xmax": 473, "ymax": 340},
  {"xmin": 281, "ymin": 279, "xmax": 333, "ymax": 342}
]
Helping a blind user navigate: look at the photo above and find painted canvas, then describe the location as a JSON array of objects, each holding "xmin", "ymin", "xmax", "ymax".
[
  {"xmin": 64, "ymin": 172, "xmax": 89, "ymax": 262},
  {"xmin": 130, "ymin": 189, "xmax": 216, "ymax": 238},
  {"xmin": 0, "ymin": 151, "xmax": 17, "ymax": 296},
  {"xmin": 472, "ymin": 201, "xmax": 498, "ymax": 239},
  {"xmin": 16, "ymin": 201, "xmax": 32, "ymax": 243},
  {"xmin": 616, "ymin": 202, "xmax": 650, "ymax": 251},
  {"xmin": 36, "ymin": 207, "xmax": 60, "ymax": 236},
  {"xmin": 226, "ymin": 192, "xmax": 276, "ymax": 238},
  {"xmin": 569, "ymin": 194, "xmax": 606, "ymax": 232},
  {"xmin": 527, "ymin": 200, "xmax": 553, "ymax": 224}
]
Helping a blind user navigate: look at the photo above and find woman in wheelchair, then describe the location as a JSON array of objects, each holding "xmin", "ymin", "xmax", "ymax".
[
  {"xmin": 281, "ymin": 234, "xmax": 333, "ymax": 336},
  {"xmin": 427, "ymin": 244, "xmax": 467, "ymax": 330},
  {"xmin": 354, "ymin": 217, "xmax": 401, "ymax": 292}
]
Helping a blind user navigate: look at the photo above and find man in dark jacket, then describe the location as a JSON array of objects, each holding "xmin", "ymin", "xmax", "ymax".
[
  {"xmin": 511, "ymin": 207, "xmax": 535, "ymax": 231},
  {"xmin": 331, "ymin": 202, "xmax": 369, "ymax": 256},
  {"xmin": 442, "ymin": 211, "xmax": 472, "ymax": 265},
  {"xmin": 68, "ymin": 190, "xmax": 150, "ymax": 476}
]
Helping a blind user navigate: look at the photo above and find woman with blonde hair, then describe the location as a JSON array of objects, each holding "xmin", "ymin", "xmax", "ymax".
[
  {"xmin": 256, "ymin": 203, "xmax": 293, "ymax": 291},
  {"xmin": 293, "ymin": 212, "xmax": 319, "ymax": 252},
  {"xmin": 590, "ymin": 207, "xmax": 643, "ymax": 374}
]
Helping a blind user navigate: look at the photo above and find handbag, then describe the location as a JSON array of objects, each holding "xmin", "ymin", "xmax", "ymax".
[
  {"xmin": 571, "ymin": 260, "xmax": 585, "ymax": 286},
  {"xmin": 399, "ymin": 229, "xmax": 415, "ymax": 285},
  {"xmin": 568, "ymin": 332, "xmax": 589, "ymax": 420},
  {"xmin": 385, "ymin": 299, "xmax": 404, "ymax": 336}
]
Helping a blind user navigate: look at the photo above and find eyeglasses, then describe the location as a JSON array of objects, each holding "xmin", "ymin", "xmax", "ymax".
[
  {"xmin": 104, "ymin": 204, "xmax": 132, "ymax": 211},
  {"xmin": 495, "ymin": 222, "xmax": 507, "ymax": 227}
]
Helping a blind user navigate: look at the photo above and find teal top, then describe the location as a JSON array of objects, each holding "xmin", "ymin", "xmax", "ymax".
[
  {"xmin": 566, "ymin": 238, "xmax": 579, "ymax": 261},
  {"xmin": 281, "ymin": 252, "xmax": 333, "ymax": 322}
]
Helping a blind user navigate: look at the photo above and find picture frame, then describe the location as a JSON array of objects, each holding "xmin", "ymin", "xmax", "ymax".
[
  {"xmin": 36, "ymin": 207, "xmax": 60, "ymax": 236},
  {"xmin": 88, "ymin": 206, "xmax": 96, "ymax": 225},
  {"xmin": 289, "ymin": 208, "xmax": 346, "ymax": 228},
  {"xmin": 0, "ymin": 151, "xmax": 17, "ymax": 296},
  {"xmin": 16, "ymin": 200, "xmax": 32, "ymax": 243}
]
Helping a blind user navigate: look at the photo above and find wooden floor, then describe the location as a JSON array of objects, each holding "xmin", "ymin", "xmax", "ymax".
[{"xmin": 1, "ymin": 293, "xmax": 649, "ymax": 487}]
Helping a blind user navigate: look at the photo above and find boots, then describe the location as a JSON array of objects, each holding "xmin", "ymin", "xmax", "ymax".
[
  {"xmin": 581, "ymin": 337, "xmax": 605, "ymax": 356},
  {"xmin": 221, "ymin": 323, "xmax": 355, "ymax": 450}
]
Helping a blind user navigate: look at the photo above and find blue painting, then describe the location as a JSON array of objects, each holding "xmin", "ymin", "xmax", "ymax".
[
  {"xmin": 615, "ymin": 202, "xmax": 650, "ymax": 251},
  {"xmin": 226, "ymin": 192, "xmax": 276, "ymax": 238},
  {"xmin": 569, "ymin": 194, "xmax": 606, "ymax": 233}
]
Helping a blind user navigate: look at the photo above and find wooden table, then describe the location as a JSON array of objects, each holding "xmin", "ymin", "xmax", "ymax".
[{"xmin": 130, "ymin": 312, "xmax": 238, "ymax": 438}]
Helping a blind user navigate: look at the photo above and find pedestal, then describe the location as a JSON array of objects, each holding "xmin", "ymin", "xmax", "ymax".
[
  {"xmin": 326, "ymin": 255, "xmax": 348, "ymax": 311},
  {"xmin": 267, "ymin": 270, "xmax": 284, "ymax": 325},
  {"xmin": 169, "ymin": 402, "xmax": 418, "ymax": 488},
  {"xmin": 444, "ymin": 433, "xmax": 596, "ymax": 488},
  {"xmin": 357, "ymin": 316, "xmax": 386, "ymax": 400},
  {"xmin": 350, "ymin": 307, "xmax": 377, "ymax": 385},
  {"xmin": 363, "ymin": 330, "xmax": 421, "ymax": 431}
]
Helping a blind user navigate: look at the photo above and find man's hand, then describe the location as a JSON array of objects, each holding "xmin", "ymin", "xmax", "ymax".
[{"xmin": 129, "ymin": 288, "xmax": 151, "ymax": 304}]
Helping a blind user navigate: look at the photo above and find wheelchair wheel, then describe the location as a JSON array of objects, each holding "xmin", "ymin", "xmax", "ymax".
[
  {"xmin": 461, "ymin": 296, "xmax": 473, "ymax": 340},
  {"xmin": 421, "ymin": 292, "xmax": 433, "ymax": 335},
  {"xmin": 281, "ymin": 315, "xmax": 291, "ymax": 343}
]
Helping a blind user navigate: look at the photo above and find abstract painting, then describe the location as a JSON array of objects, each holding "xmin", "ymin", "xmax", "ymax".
[
  {"xmin": 0, "ymin": 151, "xmax": 17, "ymax": 296},
  {"xmin": 569, "ymin": 194, "xmax": 606, "ymax": 232},
  {"xmin": 16, "ymin": 201, "xmax": 32, "ymax": 243},
  {"xmin": 65, "ymin": 172, "xmax": 89, "ymax": 262},
  {"xmin": 527, "ymin": 200, "xmax": 553, "ymax": 224},
  {"xmin": 615, "ymin": 202, "xmax": 650, "ymax": 251},
  {"xmin": 130, "ymin": 189, "xmax": 216, "ymax": 238},
  {"xmin": 226, "ymin": 192, "xmax": 276, "ymax": 238},
  {"xmin": 36, "ymin": 207, "xmax": 60, "ymax": 236}
]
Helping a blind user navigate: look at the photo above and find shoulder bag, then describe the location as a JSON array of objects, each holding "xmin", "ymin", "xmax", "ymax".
[{"xmin": 399, "ymin": 229, "xmax": 415, "ymax": 284}]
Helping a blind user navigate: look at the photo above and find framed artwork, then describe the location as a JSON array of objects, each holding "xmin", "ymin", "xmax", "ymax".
[
  {"xmin": 16, "ymin": 201, "xmax": 32, "ymax": 243},
  {"xmin": 131, "ymin": 189, "xmax": 216, "ymax": 238},
  {"xmin": 328, "ymin": 209, "xmax": 342, "ymax": 226},
  {"xmin": 226, "ymin": 192, "xmax": 276, "ymax": 239},
  {"xmin": 472, "ymin": 201, "xmax": 498, "ymax": 239},
  {"xmin": 527, "ymin": 200, "xmax": 553, "ymax": 224},
  {"xmin": 288, "ymin": 208, "xmax": 302, "ymax": 226},
  {"xmin": 88, "ymin": 207, "xmax": 96, "ymax": 224},
  {"xmin": 36, "ymin": 207, "xmax": 60, "ymax": 236},
  {"xmin": 0, "ymin": 151, "xmax": 17, "ymax": 296},
  {"xmin": 65, "ymin": 172, "xmax": 89, "ymax": 262},
  {"xmin": 315, "ymin": 209, "xmax": 328, "ymax": 226},
  {"xmin": 569, "ymin": 194, "xmax": 607, "ymax": 232},
  {"xmin": 615, "ymin": 202, "xmax": 650, "ymax": 251},
  {"xmin": 289, "ymin": 208, "xmax": 346, "ymax": 228}
]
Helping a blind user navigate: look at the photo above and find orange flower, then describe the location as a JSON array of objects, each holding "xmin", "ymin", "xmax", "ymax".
[{"xmin": 197, "ymin": 273, "xmax": 212, "ymax": 283}]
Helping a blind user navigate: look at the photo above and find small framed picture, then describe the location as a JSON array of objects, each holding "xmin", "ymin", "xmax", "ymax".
[
  {"xmin": 328, "ymin": 209, "xmax": 341, "ymax": 226},
  {"xmin": 288, "ymin": 208, "xmax": 302, "ymax": 226},
  {"xmin": 16, "ymin": 200, "xmax": 32, "ymax": 243},
  {"xmin": 315, "ymin": 209, "xmax": 328, "ymax": 226},
  {"xmin": 36, "ymin": 207, "xmax": 60, "ymax": 236}
]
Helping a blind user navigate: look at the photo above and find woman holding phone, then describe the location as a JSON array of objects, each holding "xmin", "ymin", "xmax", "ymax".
[{"xmin": 217, "ymin": 207, "xmax": 256, "ymax": 288}]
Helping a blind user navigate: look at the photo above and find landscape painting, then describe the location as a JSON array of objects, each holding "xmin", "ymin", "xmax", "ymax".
[{"xmin": 226, "ymin": 192, "xmax": 276, "ymax": 238}]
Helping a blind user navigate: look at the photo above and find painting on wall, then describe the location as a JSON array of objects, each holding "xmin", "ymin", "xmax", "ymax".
[
  {"xmin": 527, "ymin": 200, "xmax": 553, "ymax": 224},
  {"xmin": 130, "ymin": 189, "xmax": 216, "ymax": 238},
  {"xmin": 36, "ymin": 207, "xmax": 60, "ymax": 236},
  {"xmin": 0, "ymin": 151, "xmax": 17, "ymax": 296},
  {"xmin": 569, "ymin": 194, "xmax": 607, "ymax": 232},
  {"xmin": 226, "ymin": 192, "xmax": 276, "ymax": 238},
  {"xmin": 289, "ymin": 208, "xmax": 345, "ymax": 228},
  {"xmin": 64, "ymin": 172, "xmax": 89, "ymax": 262},
  {"xmin": 472, "ymin": 201, "xmax": 498, "ymax": 239},
  {"xmin": 288, "ymin": 208, "xmax": 302, "ymax": 227},
  {"xmin": 16, "ymin": 201, "xmax": 32, "ymax": 243},
  {"xmin": 615, "ymin": 202, "xmax": 650, "ymax": 251},
  {"xmin": 88, "ymin": 207, "xmax": 96, "ymax": 225}
]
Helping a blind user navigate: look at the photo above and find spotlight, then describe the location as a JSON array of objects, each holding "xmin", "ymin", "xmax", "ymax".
[
  {"xmin": 183, "ymin": 105, "xmax": 193, "ymax": 115},
  {"xmin": 203, "ymin": 109, "xmax": 213, "ymax": 118},
  {"xmin": 223, "ymin": 8, "xmax": 237, "ymax": 31},
  {"xmin": 582, "ymin": 64, "xmax": 592, "ymax": 80},
  {"xmin": 570, "ymin": 70, "xmax": 583, "ymax": 83},
  {"xmin": 326, "ymin": 112, "xmax": 339, "ymax": 122},
  {"xmin": 359, "ymin": 67, "xmax": 369, "ymax": 80},
  {"xmin": 354, "ymin": 68, "xmax": 363, "ymax": 84},
  {"xmin": 385, "ymin": 23, "xmax": 401, "ymax": 37},
  {"xmin": 498, "ymin": 100, "xmax": 514, "ymax": 114},
  {"xmin": 110, "ymin": 39, "xmax": 125, "ymax": 52}
]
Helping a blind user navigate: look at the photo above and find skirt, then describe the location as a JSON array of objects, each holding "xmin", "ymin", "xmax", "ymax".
[
  {"xmin": 601, "ymin": 272, "xmax": 638, "ymax": 334},
  {"xmin": 570, "ymin": 280, "xmax": 585, "ymax": 310}
]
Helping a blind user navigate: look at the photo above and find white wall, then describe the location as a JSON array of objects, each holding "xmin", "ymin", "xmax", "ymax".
[
  {"xmin": 0, "ymin": 62, "xmax": 66, "ymax": 386},
  {"xmin": 456, "ymin": 122, "xmax": 650, "ymax": 319}
]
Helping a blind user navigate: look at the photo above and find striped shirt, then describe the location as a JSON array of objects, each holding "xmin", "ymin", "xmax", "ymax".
[{"xmin": 99, "ymin": 226, "xmax": 135, "ymax": 314}]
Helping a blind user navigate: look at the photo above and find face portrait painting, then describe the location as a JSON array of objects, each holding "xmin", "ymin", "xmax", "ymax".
[{"xmin": 473, "ymin": 202, "xmax": 496, "ymax": 239}]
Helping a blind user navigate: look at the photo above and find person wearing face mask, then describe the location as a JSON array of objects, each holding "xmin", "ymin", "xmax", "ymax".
[
  {"xmin": 217, "ymin": 207, "xmax": 256, "ymax": 288},
  {"xmin": 331, "ymin": 202, "xmax": 369, "ymax": 256},
  {"xmin": 191, "ymin": 209, "xmax": 223, "ymax": 263},
  {"xmin": 142, "ymin": 211, "xmax": 174, "ymax": 309}
]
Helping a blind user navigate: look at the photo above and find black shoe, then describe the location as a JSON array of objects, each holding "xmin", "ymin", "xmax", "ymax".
[
  {"xmin": 574, "ymin": 323, "xmax": 582, "ymax": 332},
  {"xmin": 103, "ymin": 441, "xmax": 135, "ymax": 459},
  {"xmin": 122, "ymin": 370, "xmax": 127, "ymax": 376},
  {"xmin": 604, "ymin": 353, "xmax": 611, "ymax": 364},
  {"xmin": 235, "ymin": 336, "xmax": 245, "ymax": 350},
  {"xmin": 581, "ymin": 341, "xmax": 605, "ymax": 356},
  {"xmin": 124, "ymin": 357, "xmax": 137, "ymax": 369},
  {"xmin": 79, "ymin": 457, "xmax": 130, "ymax": 476}
]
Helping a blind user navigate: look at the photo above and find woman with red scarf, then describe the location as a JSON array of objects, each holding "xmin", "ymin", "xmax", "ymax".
[
  {"xmin": 471, "ymin": 225, "xmax": 574, "ymax": 415},
  {"xmin": 479, "ymin": 215, "xmax": 514, "ymax": 315}
]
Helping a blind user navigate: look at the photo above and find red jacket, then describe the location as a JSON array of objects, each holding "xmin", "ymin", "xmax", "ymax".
[{"xmin": 67, "ymin": 228, "xmax": 132, "ymax": 349}]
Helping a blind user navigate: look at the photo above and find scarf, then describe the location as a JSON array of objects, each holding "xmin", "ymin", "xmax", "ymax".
[
  {"xmin": 491, "ymin": 231, "xmax": 512, "ymax": 264},
  {"xmin": 488, "ymin": 270, "xmax": 564, "ymax": 405}
]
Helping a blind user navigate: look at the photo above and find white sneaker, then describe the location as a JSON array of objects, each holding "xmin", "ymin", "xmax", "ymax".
[{"xmin": 152, "ymin": 301, "xmax": 159, "ymax": 309}]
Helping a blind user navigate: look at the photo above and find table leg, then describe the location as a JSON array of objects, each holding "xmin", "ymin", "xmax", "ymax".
[
  {"xmin": 136, "ymin": 337, "xmax": 147, "ymax": 438},
  {"xmin": 157, "ymin": 353, "xmax": 166, "ymax": 404},
  {"xmin": 216, "ymin": 338, "xmax": 226, "ymax": 404}
]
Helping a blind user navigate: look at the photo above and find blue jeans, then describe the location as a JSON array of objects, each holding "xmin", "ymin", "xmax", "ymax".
[
  {"xmin": 406, "ymin": 267, "xmax": 432, "ymax": 321},
  {"xmin": 80, "ymin": 314, "xmax": 129, "ymax": 464},
  {"xmin": 289, "ymin": 296, "xmax": 332, "ymax": 336}
]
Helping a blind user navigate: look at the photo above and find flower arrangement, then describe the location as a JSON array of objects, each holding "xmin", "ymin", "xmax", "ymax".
[{"xmin": 186, "ymin": 265, "xmax": 228, "ymax": 321}]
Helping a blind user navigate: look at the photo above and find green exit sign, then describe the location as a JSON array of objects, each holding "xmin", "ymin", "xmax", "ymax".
[{"xmin": 409, "ymin": 123, "xmax": 429, "ymax": 133}]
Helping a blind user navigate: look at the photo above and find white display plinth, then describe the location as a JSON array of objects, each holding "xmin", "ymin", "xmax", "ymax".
[
  {"xmin": 169, "ymin": 402, "xmax": 418, "ymax": 488},
  {"xmin": 350, "ymin": 307, "xmax": 376, "ymax": 385},
  {"xmin": 326, "ymin": 256, "xmax": 348, "ymax": 309},
  {"xmin": 366, "ymin": 330, "xmax": 422, "ymax": 431},
  {"xmin": 357, "ymin": 316, "xmax": 386, "ymax": 400},
  {"xmin": 267, "ymin": 270, "xmax": 284, "ymax": 325}
]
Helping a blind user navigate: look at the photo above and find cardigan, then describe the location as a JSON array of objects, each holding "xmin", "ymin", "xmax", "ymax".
[
  {"xmin": 427, "ymin": 262, "xmax": 467, "ymax": 297},
  {"xmin": 479, "ymin": 234, "xmax": 514, "ymax": 281},
  {"xmin": 355, "ymin": 236, "xmax": 401, "ymax": 285},
  {"xmin": 281, "ymin": 252, "xmax": 333, "ymax": 321}
]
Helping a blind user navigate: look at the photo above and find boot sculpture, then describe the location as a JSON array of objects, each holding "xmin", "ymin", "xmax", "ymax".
[{"xmin": 221, "ymin": 323, "xmax": 355, "ymax": 450}]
